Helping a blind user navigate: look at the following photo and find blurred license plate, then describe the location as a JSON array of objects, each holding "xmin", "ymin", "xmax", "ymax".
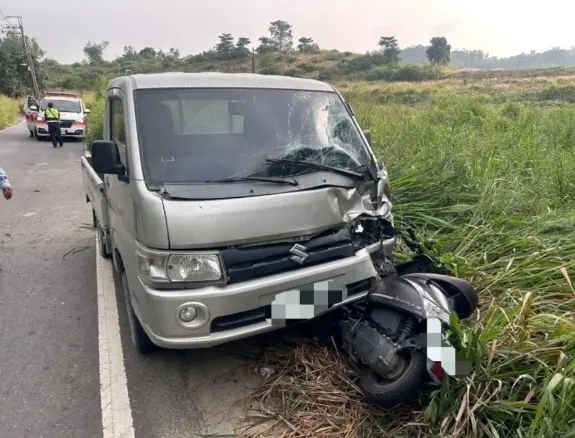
[{"xmin": 268, "ymin": 275, "xmax": 348, "ymax": 326}]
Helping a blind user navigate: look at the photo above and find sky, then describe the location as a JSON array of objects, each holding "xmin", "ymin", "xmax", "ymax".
[{"xmin": 2, "ymin": 0, "xmax": 575, "ymax": 63}]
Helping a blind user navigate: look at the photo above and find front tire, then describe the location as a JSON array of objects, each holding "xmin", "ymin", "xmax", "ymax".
[
  {"xmin": 121, "ymin": 271, "xmax": 158, "ymax": 355},
  {"xmin": 359, "ymin": 347, "xmax": 428, "ymax": 406}
]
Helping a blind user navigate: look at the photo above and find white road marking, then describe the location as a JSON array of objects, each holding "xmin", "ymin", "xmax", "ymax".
[
  {"xmin": 0, "ymin": 120, "xmax": 25, "ymax": 134},
  {"xmin": 96, "ymin": 238, "xmax": 135, "ymax": 438}
]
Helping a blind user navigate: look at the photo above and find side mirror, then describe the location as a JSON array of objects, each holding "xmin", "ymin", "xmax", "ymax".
[
  {"xmin": 84, "ymin": 108, "xmax": 91, "ymax": 114},
  {"xmin": 30, "ymin": 105, "xmax": 38, "ymax": 111},
  {"xmin": 91, "ymin": 140, "xmax": 125, "ymax": 177},
  {"xmin": 362, "ymin": 129, "xmax": 372, "ymax": 146}
]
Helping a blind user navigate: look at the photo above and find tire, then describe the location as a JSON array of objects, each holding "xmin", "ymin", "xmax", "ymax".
[
  {"xmin": 35, "ymin": 129, "xmax": 42, "ymax": 141},
  {"xmin": 29, "ymin": 130, "xmax": 34, "ymax": 138},
  {"xmin": 359, "ymin": 347, "xmax": 428, "ymax": 406},
  {"xmin": 96, "ymin": 225, "xmax": 111, "ymax": 259},
  {"xmin": 121, "ymin": 271, "xmax": 158, "ymax": 355}
]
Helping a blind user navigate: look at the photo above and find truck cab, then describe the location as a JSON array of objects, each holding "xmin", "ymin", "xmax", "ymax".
[
  {"xmin": 24, "ymin": 91, "xmax": 90, "ymax": 141},
  {"xmin": 82, "ymin": 72, "xmax": 396, "ymax": 354}
]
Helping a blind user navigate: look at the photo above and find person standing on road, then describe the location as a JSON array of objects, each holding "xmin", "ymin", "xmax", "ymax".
[
  {"xmin": 44, "ymin": 102, "xmax": 64, "ymax": 148},
  {"xmin": 0, "ymin": 167, "xmax": 13, "ymax": 199}
]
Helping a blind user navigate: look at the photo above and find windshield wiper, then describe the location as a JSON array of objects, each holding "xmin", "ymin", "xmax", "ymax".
[
  {"xmin": 208, "ymin": 176, "xmax": 299, "ymax": 186},
  {"xmin": 265, "ymin": 158, "xmax": 368, "ymax": 180}
]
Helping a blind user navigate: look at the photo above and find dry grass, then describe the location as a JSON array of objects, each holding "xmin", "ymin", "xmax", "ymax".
[{"xmin": 238, "ymin": 343, "xmax": 428, "ymax": 438}]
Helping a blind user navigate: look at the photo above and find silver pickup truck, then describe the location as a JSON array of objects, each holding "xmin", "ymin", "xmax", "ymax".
[{"xmin": 81, "ymin": 72, "xmax": 396, "ymax": 354}]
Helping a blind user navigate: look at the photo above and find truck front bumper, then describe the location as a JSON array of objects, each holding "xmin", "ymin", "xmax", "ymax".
[{"xmin": 130, "ymin": 239, "xmax": 394, "ymax": 349}]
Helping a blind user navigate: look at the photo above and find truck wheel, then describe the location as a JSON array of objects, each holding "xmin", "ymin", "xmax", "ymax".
[{"xmin": 121, "ymin": 271, "xmax": 158, "ymax": 355}]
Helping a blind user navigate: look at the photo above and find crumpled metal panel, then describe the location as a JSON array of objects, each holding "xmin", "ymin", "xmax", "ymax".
[{"xmin": 161, "ymin": 177, "xmax": 392, "ymax": 249}]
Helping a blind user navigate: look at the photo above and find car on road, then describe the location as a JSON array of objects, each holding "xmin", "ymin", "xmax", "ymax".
[
  {"xmin": 24, "ymin": 92, "xmax": 90, "ymax": 141},
  {"xmin": 81, "ymin": 72, "xmax": 395, "ymax": 355}
]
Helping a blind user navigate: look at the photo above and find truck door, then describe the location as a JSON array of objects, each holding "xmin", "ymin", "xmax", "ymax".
[
  {"xmin": 104, "ymin": 89, "xmax": 137, "ymax": 269},
  {"xmin": 24, "ymin": 95, "xmax": 39, "ymax": 135}
]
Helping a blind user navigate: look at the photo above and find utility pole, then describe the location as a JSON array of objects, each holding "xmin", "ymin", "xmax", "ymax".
[
  {"xmin": 7, "ymin": 15, "xmax": 41, "ymax": 100},
  {"xmin": 251, "ymin": 47, "xmax": 256, "ymax": 73}
]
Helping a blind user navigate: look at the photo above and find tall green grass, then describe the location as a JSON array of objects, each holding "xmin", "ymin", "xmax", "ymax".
[
  {"xmin": 83, "ymin": 75, "xmax": 115, "ymax": 147},
  {"xmin": 0, "ymin": 96, "xmax": 20, "ymax": 130},
  {"xmin": 354, "ymin": 95, "xmax": 575, "ymax": 437}
]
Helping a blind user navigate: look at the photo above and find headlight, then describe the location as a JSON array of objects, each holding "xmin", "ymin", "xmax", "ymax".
[
  {"xmin": 135, "ymin": 244, "xmax": 223, "ymax": 285},
  {"xmin": 167, "ymin": 254, "xmax": 222, "ymax": 282}
]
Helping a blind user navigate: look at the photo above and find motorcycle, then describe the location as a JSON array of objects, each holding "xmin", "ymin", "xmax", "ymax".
[{"xmin": 338, "ymin": 232, "xmax": 479, "ymax": 406}]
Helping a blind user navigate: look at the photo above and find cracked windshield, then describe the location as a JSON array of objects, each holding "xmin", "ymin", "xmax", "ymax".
[{"xmin": 135, "ymin": 88, "xmax": 371, "ymax": 185}]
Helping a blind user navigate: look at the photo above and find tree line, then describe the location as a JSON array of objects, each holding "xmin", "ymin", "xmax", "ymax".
[
  {"xmin": 3, "ymin": 18, "xmax": 575, "ymax": 96},
  {"xmin": 80, "ymin": 21, "xmax": 449, "ymax": 65}
]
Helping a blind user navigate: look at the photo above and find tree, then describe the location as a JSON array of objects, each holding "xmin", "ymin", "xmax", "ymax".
[
  {"xmin": 234, "ymin": 37, "xmax": 251, "ymax": 59},
  {"xmin": 269, "ymin": 20, "xmax": 293, "ymax": 51},
  {"xmin": 138, "ymin": 47, "xmax": 157, "ymax": 60},
  {"xmin": 256, "ymin": 37, "xmax": 276, "ymax": 54},
  {"xmin": 297, "ymin": 37, "xmax": 319, "ymax": 53},
  {"xmin": 257, "ymin": 20, "xmax": 293, "ymax": 53},
  {"xmin": 378, "ymin": 36, "xmax": 401, "ymax": 63},
  {"xmin": 83, "ymin": 41, "xmax": 109, "ymax": 64},
  {"xmin": 121, "ymin": 46, "xmax": 138, "ymax": 61},
  {"xmin": 168, "ymin": 48, "xmax": 180, "ymax": 59},
  {"xmin": 216, "ymin": 33, "xmax": 235, "ymax": 59},
  {"xmin": 0, "ymin": 32, "xmax": 45, "ymax": 97},
  {"xmin": 426, "ymin": 37, "xmax": 451, "ymax": 65}
]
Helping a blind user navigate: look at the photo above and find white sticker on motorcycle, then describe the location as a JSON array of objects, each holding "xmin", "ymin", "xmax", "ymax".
[{"xmin": 425, "ymin": 317, "xmax": 472, "ymax": 377}]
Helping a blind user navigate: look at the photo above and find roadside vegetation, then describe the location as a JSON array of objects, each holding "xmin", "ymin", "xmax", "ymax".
[
  {"xmin": 0, "ymin": 96, "xmax": 20, "ymax": 130},
  {"xmin": 81, "ymin": 74, "xmax": 575, "ymax": 437}
]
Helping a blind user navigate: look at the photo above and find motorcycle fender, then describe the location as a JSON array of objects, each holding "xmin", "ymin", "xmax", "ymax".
[{"xmin": 369, "ymin": 276, "xmax": 426, "ymax": 320}]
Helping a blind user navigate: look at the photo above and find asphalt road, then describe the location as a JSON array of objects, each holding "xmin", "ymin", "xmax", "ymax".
[{"xmin": 0, "ymin": 121, "xmax": 268, "ymax": 438}]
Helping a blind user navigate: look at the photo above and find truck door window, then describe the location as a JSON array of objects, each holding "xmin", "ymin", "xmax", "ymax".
[{"xmin": 110, "ymin": 98, "xmax": 128, "ymax": 169}]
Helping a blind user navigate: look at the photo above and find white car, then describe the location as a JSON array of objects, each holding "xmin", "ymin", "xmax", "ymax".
[{"xmin": 24, "ymin": 92, "xmax": 90, "ymax": 141}]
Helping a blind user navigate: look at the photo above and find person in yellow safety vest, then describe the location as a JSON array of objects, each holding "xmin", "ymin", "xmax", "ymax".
[{"xmin": 44, "ymin": 102, "xmax": 64, "ymax": 148}]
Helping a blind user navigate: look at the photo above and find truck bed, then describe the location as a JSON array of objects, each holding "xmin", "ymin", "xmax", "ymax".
[{"xmin": 81, "ymin": 155, "xmax": 109, "ymax": 232}]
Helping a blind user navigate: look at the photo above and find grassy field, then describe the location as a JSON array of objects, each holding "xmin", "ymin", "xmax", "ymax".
[
  {"xmin": 84, "ymin": 72, "xmax": 575, "ymax": 437},
  {"xmin": 0, "ymin": 96, "xmax": 21, "ymax": 130}
]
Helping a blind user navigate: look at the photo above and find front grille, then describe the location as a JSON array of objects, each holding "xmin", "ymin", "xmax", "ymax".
[
  {"xmin": 60, "ymin": 120, "xmax": 73, "ymax": 128},
  {"xmin": 221, "ymin": 228, "xmax": 355, "ymax": 284},
  {"xmin": 210, "ymin": 277, "xmax": 375, "ymax": 333}
]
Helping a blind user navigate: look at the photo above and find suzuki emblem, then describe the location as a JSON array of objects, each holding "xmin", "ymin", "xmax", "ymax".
[{"xmin": 289, "ymin": 244, "xmax": 309, "ymax": 265}]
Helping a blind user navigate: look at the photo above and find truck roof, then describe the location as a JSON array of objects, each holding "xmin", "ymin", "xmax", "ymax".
[{"xmin": 109, "ymin": 72, "xmax": 335, "ymax": 92}]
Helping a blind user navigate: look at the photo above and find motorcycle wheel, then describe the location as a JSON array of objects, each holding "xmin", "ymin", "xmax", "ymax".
[{"xmin": 359, "ymin": 347, "xmax": 428, "ymax": 406}]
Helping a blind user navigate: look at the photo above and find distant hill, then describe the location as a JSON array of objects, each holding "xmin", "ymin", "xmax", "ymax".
[{"xmin": 400, "ymin": 45, "xmax": 575, "ymax": 69}]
